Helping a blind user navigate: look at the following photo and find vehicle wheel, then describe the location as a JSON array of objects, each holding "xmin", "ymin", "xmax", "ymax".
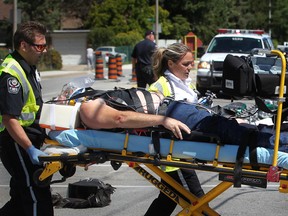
[
  {"xmin": 59, "ymin": 164, "xmax": 76, "ymax": 178},
  {"xmin": 33, "ymin": 168, "xmax": 52, "ymax": 188}
]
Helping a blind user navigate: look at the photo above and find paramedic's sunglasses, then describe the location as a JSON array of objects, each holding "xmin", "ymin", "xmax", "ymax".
[{"xmin": 26, "ymin": 41, "xmax": 47, "ymax": 52}]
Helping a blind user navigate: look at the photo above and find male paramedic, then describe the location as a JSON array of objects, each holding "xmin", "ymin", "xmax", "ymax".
[{"xmin": 0, "ymin": 21, "xmax": 54, "ymax": 216}]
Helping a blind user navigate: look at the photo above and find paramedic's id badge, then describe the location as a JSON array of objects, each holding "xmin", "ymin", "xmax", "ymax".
[{"xmin": 7, "ymin": 77, "xmax": 20, "ymax": 94}]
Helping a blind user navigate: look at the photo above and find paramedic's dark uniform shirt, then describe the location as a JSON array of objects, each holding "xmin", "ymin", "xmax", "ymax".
[
  {"xmin": 0, "ymin": 51, "xmax": 45, "ymax": 144},
  {"xmin": 131, "ymin": 39, "xmax": 156, "ymax": 66}
]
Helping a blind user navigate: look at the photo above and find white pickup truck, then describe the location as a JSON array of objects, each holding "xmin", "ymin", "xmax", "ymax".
[{"xmin": 196, "ymin": 29, "xmax": 274, "ymax": 95}]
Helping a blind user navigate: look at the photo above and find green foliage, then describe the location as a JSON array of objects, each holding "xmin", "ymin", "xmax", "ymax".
[
  {"xmin": 38, "ymin": 49, "xmax": 62, "ymax": 71},
  {"xmin": 86, "ymin": 0, "xmax": 172, "ymax": 46},
  {"xmin": 4, "ymin": 0, "xmax": 288, "ymax": 47},
  {"xmin": 111, "ymin": 31, "xmax": 143, "ymax": 47},
  {"xmin": 170, "ymin": 15, "xmax": 191, "ymax": 40},
  {"xmin": 14, "ymin": 0, "xmax": 62, "ymax": 30},
  {"xmin": 0, "ymin": 47, "xmax": 9, "ymax": 61},
  {"xmin": 271, "ymin": 0, "xmax": 288, "ymax": 43}
]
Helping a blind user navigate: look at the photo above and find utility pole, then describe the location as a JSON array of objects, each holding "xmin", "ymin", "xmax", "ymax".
[
  {"xmin": 155, "ymin": 0, "xmax": 159, "ymax": 45},
  {"xmin": 13, "ymin": 0, "xmax": 17, "ymax": 49},
  {"xmin": 269, "ymin": 0, "xmax": 271, "ymax": 36}
]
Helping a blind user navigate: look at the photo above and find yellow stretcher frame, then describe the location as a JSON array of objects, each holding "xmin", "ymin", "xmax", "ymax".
[
  {"xmin": 36, "ymin": 49, "xmax": 288, "ymax": 215},
  {"xmin": 260, "ymin": 49, "xmax": 287, "ymax": 182},
  {"xmin": 37, "ymin": 147, "xmax": 288, "ymax": 216},
  {"xmin": 38, "ymin": 125, "xmax": 288, "ymax": 216}
]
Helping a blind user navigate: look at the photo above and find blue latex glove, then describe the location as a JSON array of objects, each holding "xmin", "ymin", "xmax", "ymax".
[{"xmin": 26, "ymin": 145, "xmax": 48, "ymax": 165}]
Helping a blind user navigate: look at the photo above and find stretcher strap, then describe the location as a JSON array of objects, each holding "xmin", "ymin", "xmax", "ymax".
[
  {"xmin": 127, "ymin": 89, "xmax": 144, "ymax": 113},
  {"xmin": 152, "ymin": 131, "xmax": 161, "ymax": 164},
  {"xmin": 140, "ymin": 90, "xmax": 155, "ymax": 114},
  {"xmin": 69, "ymin": 103, "xmax": 81, "ymax": 129},
  {"xmin": 49, "ymin": 104, "xmax": 56, "ymax": 130},
  {"xmin": 248, "ymin": 133, "xmax": 259, "ymax": 170},
  {"xmin": 70, "ymin": 88, "xmax": 105, "ymax": 100},
  {"xmin": 128, "ymin": 88, "xmax": 155, "ymax": 114},
  {"xmin": 234, "ymin": 129, "xmax": 258, "ymax": 187}
]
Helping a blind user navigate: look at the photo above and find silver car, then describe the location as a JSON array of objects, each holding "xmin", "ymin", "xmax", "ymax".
[{"xmin": 95, "ymin": 46, "xmax": 127, "ymax": 63}]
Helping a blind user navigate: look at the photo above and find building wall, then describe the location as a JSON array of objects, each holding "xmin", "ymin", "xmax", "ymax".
[
  {"xmin": 0, "ymin": 0, "xmax": 12, "ymax": 20},
  {"xmin": 0, "ymin": 0, "xmax": 12, "ymax": 45},
  {"xmin": 158, "ymin": 39, "xmax": 181, "ymax": 47},
  {"xmin": 50, "ymin": 30, "xmax": 90, "ymax": 65}
]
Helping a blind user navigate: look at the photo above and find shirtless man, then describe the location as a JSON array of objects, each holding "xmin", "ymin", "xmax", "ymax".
[
  {"xmin": 80, "ymin": 89, "xmax": 190, "ymax": 140},
  {"xmin": 79, "ymin": 88, "xmax": 280, "ymax": 148}
]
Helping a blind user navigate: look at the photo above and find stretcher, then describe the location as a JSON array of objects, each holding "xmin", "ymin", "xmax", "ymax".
[
  {"xmin": 36, "ymin": 49, "xmax": 288, "ymax": 215},
  {"xmin": 37, "ymin": 128, "xmax": 288, "ymax": 216}
]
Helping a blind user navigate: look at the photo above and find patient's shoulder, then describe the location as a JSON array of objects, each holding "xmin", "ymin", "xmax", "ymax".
[{"xmin": 81, "ymin": 98, "xmax": 106, "ymax": 111}]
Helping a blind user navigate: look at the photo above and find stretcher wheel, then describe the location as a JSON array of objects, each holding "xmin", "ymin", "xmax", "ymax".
[
  {"xmin": 33, "ymin": 168, "xmax": 52, "ymax": 188},
  {"xmin": 59, "ymin": 164, "xmax": 76, "ymax": 178},
  {"xmin": 111, "ymin": 161, "xmax": 122, "ymax": 170}
]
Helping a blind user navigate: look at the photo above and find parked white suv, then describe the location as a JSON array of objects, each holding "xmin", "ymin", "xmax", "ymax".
[{"xmin": 197, "ymin": 29, "xmax": 274, "ymax": 94}]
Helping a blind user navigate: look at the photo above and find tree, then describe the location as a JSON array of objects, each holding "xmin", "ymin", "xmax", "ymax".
[
  {"xmin": 271, "ymin": 0, "xmax": 288, "ymax": 44},
  {"xmin": 3, "ymin": 0, "xmax": 288, "ymax": 47},
  {"xmin": 160, "ymin": 0, "xmax": 237, "ymax": 44},
  {"xmin": 86, "ymin": 0, "xmax": 159, "ymax": 47},
  {"xmin": 7, "ymin": 0, "xmax": 62, "ymax": 30},
  {"xmin": 169, "ymin": 15, "xmax": 191, "ymax": 40}
]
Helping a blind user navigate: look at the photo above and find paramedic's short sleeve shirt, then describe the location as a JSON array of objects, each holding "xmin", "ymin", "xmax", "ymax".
[
  {"xmin": 0, "ymin": 73, "xmax": 23, "ymax": 117},
  {"xmin": 131, "ymin": 39, "xmax": 156, "ymax": 66}
]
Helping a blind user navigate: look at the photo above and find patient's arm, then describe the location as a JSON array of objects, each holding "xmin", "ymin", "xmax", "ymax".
[{"xmin": 79, "ymin": 98, "xmax": 190, "ymax": 139}]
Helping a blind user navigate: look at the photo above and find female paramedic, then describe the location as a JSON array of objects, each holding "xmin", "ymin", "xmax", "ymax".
[
  {"xmin": 145, "ymin": 43, "xmax": 205, "ymax": 216},
  {"xmin": 0, "ymin": 21, "xmax": 53, "ymax": 216}
]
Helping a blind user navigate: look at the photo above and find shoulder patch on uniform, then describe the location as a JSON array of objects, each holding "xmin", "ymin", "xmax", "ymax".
[{"xmin": 7, "ymin": 77, "xmax": 20, "ymax": 94}]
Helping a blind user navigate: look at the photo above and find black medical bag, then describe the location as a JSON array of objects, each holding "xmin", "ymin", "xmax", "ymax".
[
  {"xmin": 222, "ymin": 54, "xmax": 288, "ymax": 97},
  {"xmin": 222, "ymin": 54, "xmax": 255, "ymax": 96},
  {"xmin": 254, "ymin": 73, "xmax": 288, "ymax": 97},
  {"xmin": 67, "ymin": 178, "xmax": 116, "ymax": 208}
]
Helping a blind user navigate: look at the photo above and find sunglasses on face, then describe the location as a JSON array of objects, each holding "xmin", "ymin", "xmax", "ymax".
[{"xmin": 26, "ymin": 41, "xmax": 47, "ymax": 52}]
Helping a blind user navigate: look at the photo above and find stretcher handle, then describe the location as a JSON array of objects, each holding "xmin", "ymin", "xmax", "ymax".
[{"xmin": 270, "ymin": 49, "xmax": 287, "ymax": 167}]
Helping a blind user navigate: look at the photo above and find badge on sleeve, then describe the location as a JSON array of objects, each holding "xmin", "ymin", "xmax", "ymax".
[{"xmin": 7, "ymin": 77, "xmax": 20, "ymax": 94}]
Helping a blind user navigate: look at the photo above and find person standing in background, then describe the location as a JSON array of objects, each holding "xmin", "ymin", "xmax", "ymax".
[
  {"xmin": 131, "ymin": 30, "xmax": 157, "ymax": 88},
  {"xmin": 0, "ymin": 21, "xmax": 53, "ymax": 216},
  {"xmin": 87, "ymin": 44, "xmax": 95, "ymax": 71}
]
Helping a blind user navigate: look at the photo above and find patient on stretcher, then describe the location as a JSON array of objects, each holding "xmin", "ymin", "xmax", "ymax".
[
  {"xmin": 79, "ymin": 88, "xmax": 288, "ymax": 149},
  {"xmin": 45, "ymin": 88, "xmax": 288, "ymax": 169}
]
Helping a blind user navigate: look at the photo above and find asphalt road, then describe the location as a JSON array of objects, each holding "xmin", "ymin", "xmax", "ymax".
[{"xmin": 1, "ymin": 65, "xmax": 288, "ymax": 216}]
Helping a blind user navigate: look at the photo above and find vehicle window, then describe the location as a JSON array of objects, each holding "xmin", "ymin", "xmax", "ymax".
[
  {"xmin": 97, "ymin": 48, "xmax": 111, "ymax": 52},
  {"xmin": 262, "ymin": 38, "xmax": 271, "ymax": 50},
  {"xmin": 207, "ymin": 37, "xmax": 263, "ymax": 54}
]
